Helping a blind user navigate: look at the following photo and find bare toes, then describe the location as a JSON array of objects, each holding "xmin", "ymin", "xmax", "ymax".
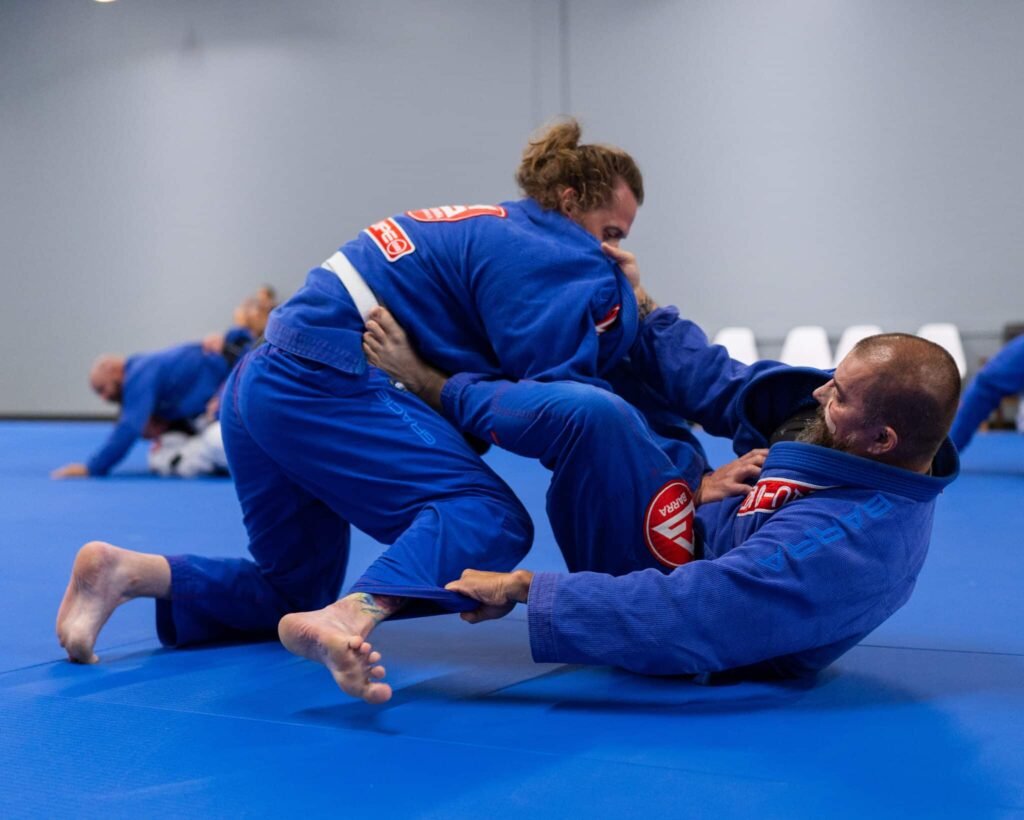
[{"xmin": 364, "ymin": 683, "xmax": 393, "ymax": 705}]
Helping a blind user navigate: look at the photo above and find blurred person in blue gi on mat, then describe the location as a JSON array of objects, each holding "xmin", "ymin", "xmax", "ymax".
[
  {"xmin": 51, "ymin": 324, "xmax": 255, "ymax": 480},
  {"xmin": 950, "ymin": 332, "xmax": 1024, "ymax": 452},
  {"xmin": 361, "ymin": 287, "xmax": 961, "ymax": 682},
  {"xmin": 58, "ymin": 119, "xmax": 755, "ymax": 703},
  {"xmin": 148, "ymin": 289, "xmax": 279, "ymax": 478}
]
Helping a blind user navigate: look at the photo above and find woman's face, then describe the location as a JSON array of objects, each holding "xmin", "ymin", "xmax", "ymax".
[{"xmin": 564, "ymin": 179, "xmax": 639, "ymax": 246}]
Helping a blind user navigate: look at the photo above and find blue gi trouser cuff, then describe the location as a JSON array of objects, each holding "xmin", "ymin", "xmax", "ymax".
[
  {"xmin": 155, "ymin": 555, "xmax": 203, "ymax": 647},
  {"xmin": 347, "ymin": 582, "xmax": 479, "ymax": 620},
  {"xmin": 526, "ymin": 572, "xmax": 560, "ymax": 663}
]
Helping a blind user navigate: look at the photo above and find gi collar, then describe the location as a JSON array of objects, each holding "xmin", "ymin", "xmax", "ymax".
[
  {"xmin": 733, "ymin": 365, "xmax": 960, "ymax": 499},
  {"xmin": 763, "ymin": 439, "xmax": 959, "ymax": 502}
]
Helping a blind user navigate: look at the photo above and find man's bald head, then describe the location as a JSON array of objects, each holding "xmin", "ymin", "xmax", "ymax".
[
  {"xmin": 848, "ymin": 333, "xmax": 961, "ymax": 468},
  {"xmin": 89, "ymin": 354, "xmax": 126, "ymax": 404},
  {"xmin": 805, "ymin": 334, "xmax": 960, "ymax": 472}
]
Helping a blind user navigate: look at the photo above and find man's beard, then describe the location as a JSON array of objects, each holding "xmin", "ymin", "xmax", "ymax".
[{"xmin": 795, "ymin": 406, "xmax": 850, "ymax": 452}]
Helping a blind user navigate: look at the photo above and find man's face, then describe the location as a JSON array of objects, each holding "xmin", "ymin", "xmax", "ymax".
[
  {"xmin": 572, "ymin": 179, "xmax": 638, "ymax": 247},
  {"xmin": 808, "ymin": 351, "xmax": 880, "ymax": 455},
  {"xmin": 91, "ymin": 369, "xmax": 122, "ymax": 404}
]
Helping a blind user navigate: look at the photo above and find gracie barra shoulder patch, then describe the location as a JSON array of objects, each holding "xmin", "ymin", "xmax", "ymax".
[
  {"xmin": 364, "ymin": 218, "xmax": 415, "ymax": 262},
  {"xmin": 644, "ymin": 480, "xmax": 696, "ymax": 567},
  {"xmin": 736, "ymin": 477, "xmax": 832, "ymax": 517},
  {"xmin": 405, "ymin": 205, "xmax": 507, "ymax": 222}
]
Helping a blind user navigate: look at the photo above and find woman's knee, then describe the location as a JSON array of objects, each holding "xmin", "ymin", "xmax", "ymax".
[{"xmin": 551, "ymin": 384, "xmax": 636, "ymax": 438}]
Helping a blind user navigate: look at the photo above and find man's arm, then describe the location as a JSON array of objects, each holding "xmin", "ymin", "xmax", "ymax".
[
  {"xmin": 51, "ymin": 462, "xmax": 90, "ymax": 478},
  {"xmin": 626, "ymin": 307, "xmax": 787, "ymax": 440},
  {"xmin": 54, "ymin": 414, "xmax": 150, "ymax": 478},
  {"xmin": 80, "ymin": 366, "xmax": 160, "ymax": 477},
  {"xmin": 447, "ymin": 503, "xmax": 892, "ymax": 676},
  {"xmin": 950, "ymin": 335, "xmax": 1024, "ymax": 451},
  {"xmin": 595, "ymin": 244, "xmax": 786, "ymax": 439}
]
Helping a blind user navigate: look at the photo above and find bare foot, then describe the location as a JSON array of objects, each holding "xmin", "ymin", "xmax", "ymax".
[
  {"xmin": 56, "ymin": 541, "xmax": 170, "ymax": 663},
  {"xmin": 362, "ymin": 308, "xmax": 447, "ymax": 409},
  {"xmin": 279, "ymin": 595, "xmax": 399, "ymax": 704}
]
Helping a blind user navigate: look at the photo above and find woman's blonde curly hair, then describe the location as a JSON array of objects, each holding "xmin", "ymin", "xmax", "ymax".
[{"xmin": 515, "ymin": 118, "xmax": 644, "ymax": 212}]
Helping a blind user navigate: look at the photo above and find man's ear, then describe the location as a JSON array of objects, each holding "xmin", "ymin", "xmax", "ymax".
[
  {"xmin": 558, "ymin": 186, "xmax": 578, "ymax": 218},
  {"xmin": 867, "ymin": 425, "xmax": 898, "ymax": 456}
]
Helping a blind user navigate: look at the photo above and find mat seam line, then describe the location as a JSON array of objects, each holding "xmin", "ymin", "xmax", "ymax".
[{"xmin": 3, "ymin": 689, "xmax": 797, "ymax": 784}]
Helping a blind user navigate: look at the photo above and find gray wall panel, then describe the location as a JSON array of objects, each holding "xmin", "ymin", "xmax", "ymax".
[
  {"xmin": 1, "ymin": 0, "xmax": 557, "ymax": 414},
  {"xmin": 4, "ymin": 0, "xmax": 1022, "ymax": 414},
  {"xmin": 567, "ymin": 0, "xmax": 1024, "ymax": 364}
]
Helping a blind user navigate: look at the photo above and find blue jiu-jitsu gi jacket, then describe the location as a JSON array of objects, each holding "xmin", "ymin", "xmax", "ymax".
[
  {"xmin": 526, "ymin": 308, "xmax": 959, "ymax": 679},
  {"xmin": 265, "ymin": 199, "xmax": 637, "ymax": 384}
]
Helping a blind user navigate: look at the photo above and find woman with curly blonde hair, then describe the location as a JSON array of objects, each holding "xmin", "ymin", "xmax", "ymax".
[{"xmin": 58, "ymin": 118, "xmax": 651, "ymax": 706}]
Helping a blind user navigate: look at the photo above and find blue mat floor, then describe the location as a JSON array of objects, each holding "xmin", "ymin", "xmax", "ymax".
[{"xmin": 2, "ymin": 421, "xmax": 1023, "ymax": 818}]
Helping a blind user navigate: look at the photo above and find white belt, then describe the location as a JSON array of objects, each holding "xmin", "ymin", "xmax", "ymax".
[{"xmin": 322, "ymin": 251, "xmax": 379, "ymax": 323}]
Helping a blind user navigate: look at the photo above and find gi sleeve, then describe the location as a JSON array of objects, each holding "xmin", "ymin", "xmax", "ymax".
[
  {"xmin": 626, "ymin": 307, "xmax": 783, "ymax": 438},
  {"xmin": 950, "ymin": 335, "xmax": 1024, "ymax": 451},
  {"xmin": 85, "ymin": 366, "xmax": 161, "ymax": 476},
  {"xmin": 526, "ymin": 502, "xmax": 890, "ymax": 676}
]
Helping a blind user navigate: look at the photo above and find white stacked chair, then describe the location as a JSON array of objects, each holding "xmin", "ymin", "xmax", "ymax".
[
  {"xmin": 780, "ymin": 325, "xmax": 832, "ymax": 369},
  {"xmin": 833, "ymin": 324, "xmax": 883, "ymax": 367},
  {"xmin": 916, "ymin": 323, "xmax": 968, "ymax": 379},
  {"xmin": 712, "ymin": 326, "xmax": 759, "ymax": 365}
]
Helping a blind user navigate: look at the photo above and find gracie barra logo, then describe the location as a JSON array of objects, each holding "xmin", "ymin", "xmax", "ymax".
[
  {"xmin": 644, "ymin": 480, "xmax": 696, "ymax": 567},
  {"xmin": 375, "ymin": 390, "xmax": 436, "ymax": 445},
  {"xmin": 406, "ymin": 204, "xmax": 507, "ymax": 222},
  {"xmin": 737, "ymin": 477, "xmax": 832, "ymax": 517},
  {"xmin": 364, "ymin": 218, "xmax": 415, "ymax": 262}
]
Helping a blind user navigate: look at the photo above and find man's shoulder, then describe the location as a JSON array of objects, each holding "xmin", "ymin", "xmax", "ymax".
[{"xmin": 128, "ymin": 343, "xmax": 206, "ymax": 378}]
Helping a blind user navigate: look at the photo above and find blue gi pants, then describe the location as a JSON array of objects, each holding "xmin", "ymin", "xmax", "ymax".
[
  {"xmin": 156, "ymin": 345, "xmax": 533, "ymax": 646},
  {"xmin": 442, "ymin": 377, "xmax": 707, "ymax": 574}
]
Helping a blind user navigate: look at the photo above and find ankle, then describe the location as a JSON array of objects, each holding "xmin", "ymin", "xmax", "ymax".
[
  {"xmin": 124, "ymin": 553, "xmax": 173, "ymax": 600},
  {"xmin": 336, "ymin": 593, "xmax": 405, "ymax": 636}
]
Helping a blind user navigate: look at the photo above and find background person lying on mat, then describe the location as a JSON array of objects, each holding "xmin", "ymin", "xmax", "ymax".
[
  {"xmin": 57, "ymin": 119, "xmax": 695, "ymax": 705},
  {"xmin": 361, "ymin": 302, "xmax": 961, "ymax": 681}
]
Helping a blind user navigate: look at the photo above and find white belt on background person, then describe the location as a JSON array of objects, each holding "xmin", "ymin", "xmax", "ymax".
[{"xmin": 322, "ymin": 251, "xmax": 379, "ymax": 323}]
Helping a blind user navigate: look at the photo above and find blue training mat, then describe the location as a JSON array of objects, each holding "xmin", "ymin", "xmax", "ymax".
[{"xmin": 1, "ymin": 422, "xmax": 1022, "ymax": 818}]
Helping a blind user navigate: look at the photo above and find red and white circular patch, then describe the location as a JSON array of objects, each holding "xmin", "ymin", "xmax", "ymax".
[
  {"xmin": 385, "ymin": 237, "xmax": 410, "ymax": 257},
  {"xmin": 643, "ymin": 480, "xmax": 696, "ymax": 567}
]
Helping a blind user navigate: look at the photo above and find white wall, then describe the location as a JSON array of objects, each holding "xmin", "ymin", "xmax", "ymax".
[
  {"xmin": 0, "ymin": 0, "xmax": 564, "ymax": 414},
  {"xmin": 3, "ymin": 0, "xmax": 1023, "ymax": 414},
  {"xmin": 569, "ymin": 0, "xmax": 1024, "ymax": 352}
]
